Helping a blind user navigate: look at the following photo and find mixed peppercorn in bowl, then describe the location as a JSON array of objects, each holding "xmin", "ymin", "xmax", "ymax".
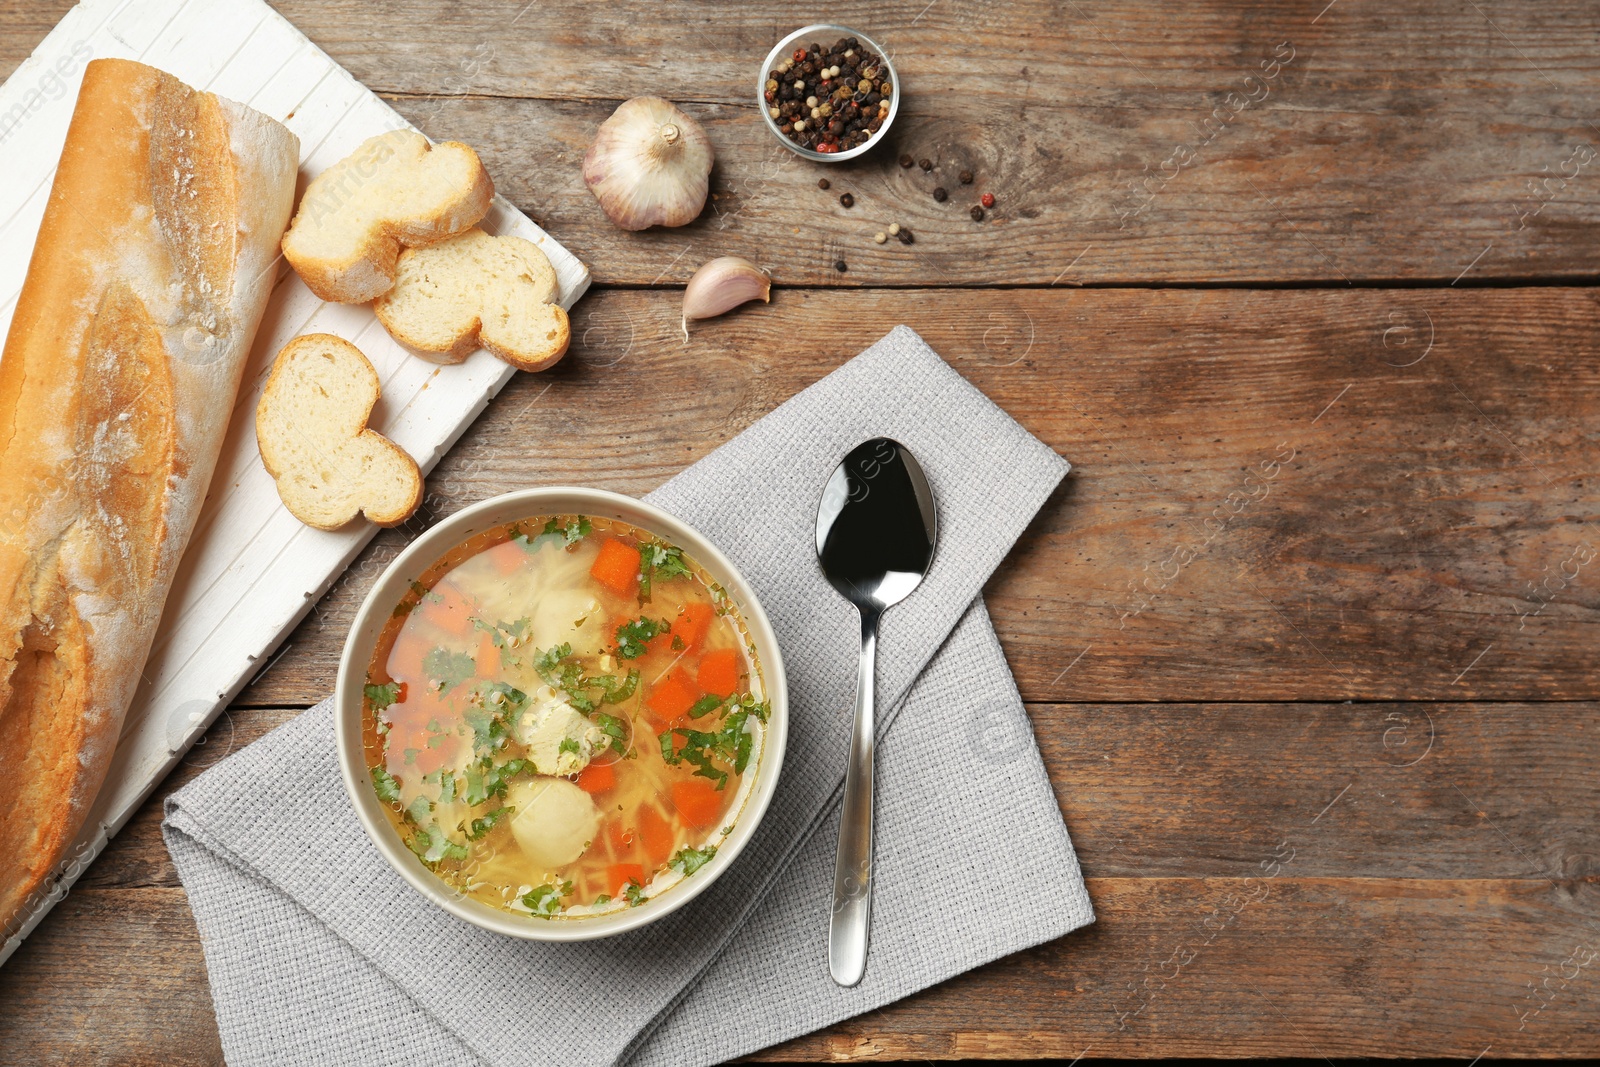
[{"xmin": 759, "ymin": 24, "xmax": 900, "ymax": 161}]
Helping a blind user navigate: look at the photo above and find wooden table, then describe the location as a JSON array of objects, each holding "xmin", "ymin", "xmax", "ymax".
[{"xmin": 4, "ymin": 0, "xmax": 1599, "ymax": 1061}]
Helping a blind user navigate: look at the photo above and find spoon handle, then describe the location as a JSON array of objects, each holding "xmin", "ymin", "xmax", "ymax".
[{"xmin": 829, "ymin": 608, "xmax": 878, "ymax": 987}]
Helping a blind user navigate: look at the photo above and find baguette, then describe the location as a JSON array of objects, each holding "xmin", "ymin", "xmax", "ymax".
[{"xmin": 0, "ymin": 58, "xmax": 299, "ymax": 936}]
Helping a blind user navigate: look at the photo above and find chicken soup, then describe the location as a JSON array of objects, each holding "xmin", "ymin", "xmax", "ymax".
[{"xmin": 362, "ymin": 515, "xmax": 768, "ymax": 919}]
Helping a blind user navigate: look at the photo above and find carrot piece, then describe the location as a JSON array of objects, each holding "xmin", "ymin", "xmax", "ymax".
[
  {"xmin": 575, "ymin": 761, "xmax": 616, "ymax": 794},
  {"xmin": 607, "ymin": 862, "xmax": 646, "ymax": 897},
  {"xmin": 489, "ymin": 540, "xmax": 525, "ymax": 575},
  {"xmin": 605, "ymin": 819, "xmax": 635, "ymax": 855},
  {"xmin": 673, "ymin": 602, "xmax": 716, "ymax": 652},
  {"xmin": 646, "ymin": 668, "xmax": 701, "ymax": 722},
  {"xmin": 590, "ymin": 539, "xmax": 642, "ymax": 597},
  {"xmin": 696, "ymin": 648, "xmax": 741, "ymax": 698},
  {"xmin": 636, "ymin": 805, "xmax": 675, "ymax": 867},
  {"xmin": 671, "ymin": 780, "xmax": 724, "ymax": 830},
  {"xmin": 475, "ymin": 630, "xmax": 500, "ymax": 679},
  {"xmin": 420, "ymin": 582, "xmax": 476, "ymax": 635}
]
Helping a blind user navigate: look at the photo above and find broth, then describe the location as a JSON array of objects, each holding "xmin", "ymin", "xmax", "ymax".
[{"xmin": 361, "ymin": 515, "xmax": 767, "ymax": 919}]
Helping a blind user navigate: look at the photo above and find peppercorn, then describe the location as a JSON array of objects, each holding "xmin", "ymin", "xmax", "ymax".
[
  {"xmin": 959, "ymin": 169, "xmax": 974, "ymax": 184},
  {"xmin": 818, "ymin": 178, "xmax": 830, "ymax": 190},
  {"xmin": 981, "ymin": 192, "xmax": 996, "ymax": 208},
  {"xmin": 888, "ymin": 222, "xmax": 901, "ymax": 235},
  {"xmin": 970, "ymin": 205, "xmax": 985, "ymax": 221},
  {"xmin": 874, "ymin": 231, "xmax": 887, "ymax": 244},
  {"xmin": 839, "ymin": 192, "xmax": 855, "ymax": 208},
  {"xmin": 932, "ymin": 186, "xmax": 948, "ymax": 202},
  {"xmin": 899, "ymin": 153, "xmax": 914, "ymax": 168},
  {"xmin": 897, "ymin": 227, "xmax": 914, "ymax": 244},
  {"xmin": 918, "ymin": 157, "xmax": 932, "ymax": 171},
  {"xmin": 834, "ymin": 259, "xmax": 848, "ymax": 272}
]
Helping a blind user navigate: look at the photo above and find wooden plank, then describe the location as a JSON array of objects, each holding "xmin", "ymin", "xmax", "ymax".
[
  {"xmin": 76, "ymin": 700, "xmax": 1600, "ymax": 889},
  {"xmin": 4, "ymin": 875, "xmax": 1595, "ymax": 1062},
  {"xmin": 8, "ymin": 1, "xmax": 1600, "ymax": 285},
  {"xmin": 235, "ymin": 286, "xmax": 1600, "ymax": 706},
  {"xmin": 4, "ymin": 700, "xmax": 1593, "ymax": 1060}
]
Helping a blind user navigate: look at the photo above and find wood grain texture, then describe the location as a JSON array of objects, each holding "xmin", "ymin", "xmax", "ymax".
[
  {"xmin": 8, "ymin": 0, "xmax": 1600, "ymax": 285},
  {"xmin": 5, "ymin": 0, "xmax": 1600, "ymax": 1060},
  {"xmin": 236, "ymin": 286, "xmax": 1600, "ymax": 707},
  {"xmin": 2, "ymin": 703, "xmax": 1596, "ymax": 1062}
]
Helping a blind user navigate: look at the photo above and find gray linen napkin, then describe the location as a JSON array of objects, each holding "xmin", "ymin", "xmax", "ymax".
[{"xmin": 163, "ymin": 326, "xmax": 1094, "ymax": 1066}]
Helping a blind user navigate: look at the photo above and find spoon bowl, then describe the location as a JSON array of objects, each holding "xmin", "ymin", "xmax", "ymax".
[{"xmin": 814, "ymin": 437, "xmax": 937, "ymax": 986}]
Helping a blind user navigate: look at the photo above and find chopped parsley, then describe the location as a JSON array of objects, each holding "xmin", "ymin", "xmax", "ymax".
[
  {"xmin": 614, "ymin": 617, "xmax": 670, "ymax": 659},
  {"xmin": 534, "ymin": 645, "xmax": 640, "ymax": 713},
  {"xmin": 463, "ymin": 756, "xmax": 531, "ymax": 805},
  {"xmin": 406, "ymin": 795, "xmax": 433, "ymax": 825},
  {"xmin": 473, "ymin": 617, "xmax": 531, "ymax": 662},
  {"xmin": 522, "ymin": 880, "xmax": 573, "ymax": 917},
  {"xmin": 686, "ymin": 694, "xmax": 725, "ymax": 719},
  {"xmin": 658, "ymin": 691, "xmax": 771, "ymax": 789},
  {"xmin": 370, "ymin": 766, "xmax": 402, "ymax": 804},
  {"xmin": 670, "ymin": 845, "xmax": 717, "ymax": 875},
  {"xmin": 558, "ymin": 736, "xmax": 581, "ymax": 758},
  {"xmin": 623, "ymin": 880, "xmax": 647, "ymax": 907},
  {"xmin": 364, "ymin": 681, "xmax": 401, "ymax": 710},
  {"xmin": 593, "ymin": 712, "xmax": 630, "ymax": 757},
  {"xmin": 409, "ymin": 826, "xmax": 468, "ymax": 866},
  {"xmin": 422, "ymin": 647, "xmax": 476, "ymax": 694},
  {"xmin": 513, "ymin": 516, "xmax": 592, "ymax": 552},
  {"xmin": 638, "ymin": 542, "xmax": 692, "ymax": 599},
  {"xmin": 464, "ymin": 682, "xmax": 526, "ymax": 756},
  {"xmin": 467, "ymin": 805, "xmax": 514, "ymax": 840}
]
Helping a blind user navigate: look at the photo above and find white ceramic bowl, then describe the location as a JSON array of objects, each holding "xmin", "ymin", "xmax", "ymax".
[
  {"xmin": 335, "ymin": 487, "xmax": 788, "ymax": 941},
  {"xmin": 758, "ymin": 23, "xmax": 900, "ymax": 163}
]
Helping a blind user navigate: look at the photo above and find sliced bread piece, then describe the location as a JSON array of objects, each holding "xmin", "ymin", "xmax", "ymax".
[
  {"xmin": 374, "ymin": 227, "xmax": 571, "ymax": 372},
  {"xmin": 255, "ymin": 334, "xmax": 423, "ymax": 529},
  {"xmin": 281, "ymin": 130, "xmax": 494, "ymax": 303}
]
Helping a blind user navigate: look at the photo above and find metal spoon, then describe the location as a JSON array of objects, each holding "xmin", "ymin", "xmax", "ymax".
[{"xmin": 815, "ymin": 437, "xmax": 937, "ymax": 987}]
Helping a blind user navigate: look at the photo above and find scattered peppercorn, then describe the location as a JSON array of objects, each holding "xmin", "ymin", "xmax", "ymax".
[
  {"xmin": 918, "ymin": 157, "xmax": 932, "ymax": 171},
  {"xmin": 899, "ymin": 153, "xmax": 914, "ymax": 168},
  {"xmin": 970, "ymin": 205, "xmax": 985, "ymax": 221},
  {"xmin": 874, "ymin": 231, "xmax": 887, "ymax": 243},
  {"xmin": 766, "ymin": 36, "xmax": 891, "ymax": 152},
  {"xmin": 980, "ymin": 192, "xmax": 996, "ymax": 208},
  {"xmin": 835, "ymin": 259, "xmax": 848, "ymax": 272},
  {"xmin": 888, "ymin": 222, "xmax": 901, "ymax": 235},
  {"xmin": 932, "ymin": 186, "xmax": 948, "ymax": 202},
  {"xmin": 897, "ymin": 227, "xmax": 914, "ymax": 244},
  {"xmin": 818, "ymin": 177, "xmax": 831, "ymax": 189},
  {"xmin": 959, "ymin": 169, "xmax": 974, "ymax": 184},
  {"xmin": 839, "ymin": 192, "xmax": 855, "ymax": 208}
]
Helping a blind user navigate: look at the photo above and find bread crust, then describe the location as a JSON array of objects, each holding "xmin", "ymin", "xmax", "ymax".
[
  {"xmin": 280, "ymin": 130, "xmax": 494, "ymax": 303},
  {"xmin": 255, "ymin": 334, "xmax": 424, "ymax": 531},
  {"xmin": 0, "ymin": 59, "xmax": 299, "ymax": 935},
  {"xmin": 373, "ymin": 228, "xmax": 572, "ymax": 372}
]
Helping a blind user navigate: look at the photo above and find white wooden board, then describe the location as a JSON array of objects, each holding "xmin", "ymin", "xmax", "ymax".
[{"xmin": 0, "ymin": 0, "xmax": 591, "ymax": 964}]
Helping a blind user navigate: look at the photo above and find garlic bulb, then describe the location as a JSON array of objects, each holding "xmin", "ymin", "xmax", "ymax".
[
  {"xmin": 682, "ymin": 257, "xmax": 770, "ymax": 338},
  {"xmin": 583, "ymin": 97, "xmax": 713, "ymax": 230}
]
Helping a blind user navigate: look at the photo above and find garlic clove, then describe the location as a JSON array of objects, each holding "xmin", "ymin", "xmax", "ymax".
[
  {"xmin": 682, "ymin": 256, "xmax": 771, "ymax": 339},
  {"xmin": 582, "ymin": 97, "xmax": 714, "ymax": 231}
]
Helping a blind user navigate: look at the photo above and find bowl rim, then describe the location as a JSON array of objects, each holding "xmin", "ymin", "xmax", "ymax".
[
  {"xmin": 757, "ymin": 23, "xmax": 900, "ymax": 163},
  {"xmin": 334, "ymin": 486, "xmax": 789, "ymax": 942}
]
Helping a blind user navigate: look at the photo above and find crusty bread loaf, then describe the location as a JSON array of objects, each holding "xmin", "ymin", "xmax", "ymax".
[
  {"xmin": 280, "ymin": 130, "xmax": 494, "ymax": 303},
  {"xmin": 0, "ymin": 58, "xmax": 299, "ymax": 936},
  {"xmin": 374, "ymin": 227, "xmax": 571, "ymax": 372},
  {"xmin": 256, "ymin": 334, "xmax": 424, "ymax": 530}
]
